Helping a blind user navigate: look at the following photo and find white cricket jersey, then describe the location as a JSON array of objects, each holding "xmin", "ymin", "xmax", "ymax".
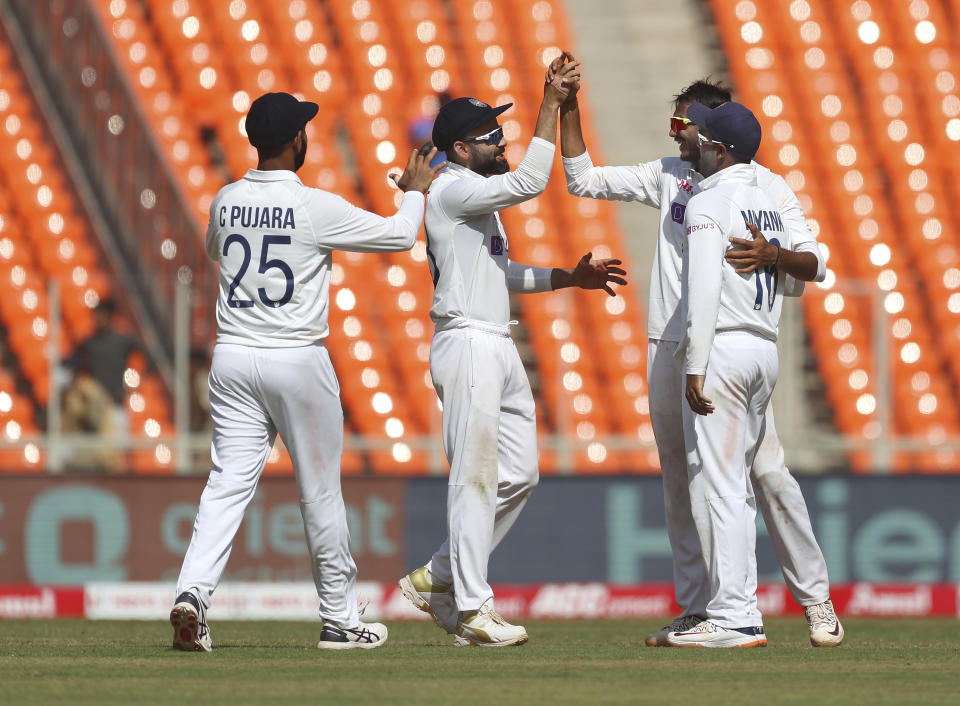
[
  {"xmin": 425, "ymin": 137, "xmax": 556, "ymax": 327},
  {"xmin": 562, "ymin": 152, "xmax": 824, "ymax": 342},
  {"xmin": 205, "ymin": 169, "xmax": 425, "ymax": 346},
  {"xmin": 680, "ymin": 162, "xmax": 794, "ymax": 375}
]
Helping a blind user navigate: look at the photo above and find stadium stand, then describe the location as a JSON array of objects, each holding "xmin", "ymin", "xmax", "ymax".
[
  {"xmin": 0, "ymin": 16, "xmax": 174, "ymax": 472},
  {"xmin": 13, "ymin": 0, "xmax": 954, "ymax": 474},
  {"xmin": 76, "ymin": 0, "xmax": 653, "ymax": 474}
]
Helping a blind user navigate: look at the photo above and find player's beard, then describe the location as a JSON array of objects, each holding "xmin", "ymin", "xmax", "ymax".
[{"xmin": 469, "ymin": 145, "xmax": 509, "ymax": 176}]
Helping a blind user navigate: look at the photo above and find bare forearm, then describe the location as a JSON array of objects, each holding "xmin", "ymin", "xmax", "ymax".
[
  {"xmin": 550, "ymin": 267, "xmax": 574, "ymax": 290},
  {"xmin": 534, "ymin": 97, "xmax": 564, "ymax": 143},
  {"xmin": 775, "ymin": 247, "xmax": 819, "ymax": 281},
  {"xmin": 559, "ymin": 101, "xmax": 586, "ymax": 158}
]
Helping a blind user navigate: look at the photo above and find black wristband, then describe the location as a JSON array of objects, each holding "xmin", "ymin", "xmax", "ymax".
[{"xmin": 774, "ymin": 244, "xmax": 781, "ymax": 266}]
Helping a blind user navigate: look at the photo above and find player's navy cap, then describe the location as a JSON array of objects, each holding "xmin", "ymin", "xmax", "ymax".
[
  {"xmin": 432, "ymin": 97, "xmax": 513, "ymax": 151},
  {"xmin": 245, "ymin": 92, "xmax": 319, "ymax": 150},
  {"xmin": 686, "ymin": 101, "xmax": 762, "ymax": 161}
]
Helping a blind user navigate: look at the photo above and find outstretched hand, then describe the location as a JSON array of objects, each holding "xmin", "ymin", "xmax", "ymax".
[
  {"xmin": 571, "ymin": 252, "xmax": 627, "ymax": 296},
  {"xmin": 390, "ymin": 146, "xmax": 445, "ymax": 193},
  {"xmin": 726, "ymin": 221, "xmax": 778, "ymax": 274}
]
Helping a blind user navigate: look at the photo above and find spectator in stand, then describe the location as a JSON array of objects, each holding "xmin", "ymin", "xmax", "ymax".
[{"xmin": 73, "ymin": 299, "xmax": 146, "ymax": 437}]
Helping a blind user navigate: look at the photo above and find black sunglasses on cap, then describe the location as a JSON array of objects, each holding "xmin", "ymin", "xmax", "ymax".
[{"xmin": 462, "ymin": 126, "xmax": 504, "ymax": 145}]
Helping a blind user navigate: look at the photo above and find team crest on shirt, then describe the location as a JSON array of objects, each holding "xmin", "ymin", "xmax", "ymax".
[
  {"xmin": 490, "ymin": 234, "xmax": 504, "ymax": 255},
  {"xmin": 671, "ymin": 202, "xmax": 686, "ymax": 224}
]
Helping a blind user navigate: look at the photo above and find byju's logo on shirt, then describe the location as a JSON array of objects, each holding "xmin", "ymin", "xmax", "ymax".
[
  {"xmin": 671, "ymin": 202, "xmax": 686, "ymax": 224},
  {"xmin": 490, "ymin": 235, "xmax": 504, "ymax": 255}
]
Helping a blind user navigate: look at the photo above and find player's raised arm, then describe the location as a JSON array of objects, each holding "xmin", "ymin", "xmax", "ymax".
[
  {"xmin": 432, "ymin": 61, "xmax": 579, "ymax": 219},
  {"xmin": 313, "ymin": 148, "xmax": 443, "ymax": 253},
  {"xmin": 554, "ymin": 54, "xmax": 663, "ymax": 205}
]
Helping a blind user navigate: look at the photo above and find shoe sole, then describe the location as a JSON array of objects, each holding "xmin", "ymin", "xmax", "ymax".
[
  {"xmin": 317, "ymin": 637, "xmax": 388, "ymax": 651},
  {"xmin": 810, "ymin": 635, "xmax": 844, "ymax": 648},
  {"xmin": 170, "ymin": 605, "xmax": 208, "ymax": 652},
  {"xmin": 645, "ymin": 634, "xmax": 669, "ymax": 647},
  {"xmin": 398, "ymin": 576, "xmax": 432, "ymax": 615},
  {"xmin": 398, "ymin": 577, "xmax": 455, "ymax": 634},
  {"xmin": 670, "ymin": 638, "xmax": 767, "ymax": 648},
  {"xmin": 453, "ymin": 632, "xmax": 529, "ymax": 647}
]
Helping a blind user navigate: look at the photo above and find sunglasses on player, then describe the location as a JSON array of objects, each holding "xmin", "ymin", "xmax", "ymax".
[
  {"xmin": 670, "ymin": 116, "xmax": 693, "ymax": 132},
  {"xmin": 462, "ymin": 126, "xmax": 504, "ymax": 146},
  {"xmin": 696, "ymin": 131, "xmax": 732, "ymax": 149}
]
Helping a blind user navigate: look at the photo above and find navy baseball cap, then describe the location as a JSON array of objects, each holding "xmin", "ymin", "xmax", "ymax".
[
  {"xmin": 245, "ymin": 92, "xmax": 319, "ymax": 150},
  {"xmin": 432, "ymin": 97, "xmax": 513, "ymax": 151},
  {"xmin": 686, "ymin": 101, "xmax": 762, "ymax": 161}
]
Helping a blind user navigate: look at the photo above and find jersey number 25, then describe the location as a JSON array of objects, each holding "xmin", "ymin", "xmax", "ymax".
[{"xmin": 224, "ymin": 233, "xmax": 294, "ymax": 308}]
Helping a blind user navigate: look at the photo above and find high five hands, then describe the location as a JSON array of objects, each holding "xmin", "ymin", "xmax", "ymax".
[
  {"xmin": 543, "ymin": 51, "xmax": 581, "ymax": 105},
  {"xmin": 546, "ymin": 51, "xmax": 581, "ymax": 106}
]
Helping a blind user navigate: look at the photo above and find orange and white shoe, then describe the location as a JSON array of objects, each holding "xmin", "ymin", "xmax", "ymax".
[{"xmin": 666, "ymin": 619, "xmax": 766, "ymax": 648}]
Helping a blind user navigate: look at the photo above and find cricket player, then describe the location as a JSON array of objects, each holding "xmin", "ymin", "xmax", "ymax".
[
  {"xmin": 669, "ymin": 100, "xmax": 788, "ymax": 646},
  {"xmin": 398, "ymin": 60, "xmax": 628, "ymax": 647},
  {"xmin": 169, "ymin": 92, "xmax": 442, "ymax": 651},
  {"xmin": 555, "ymin": 66, "xmax": 843, "ymax": 647}
]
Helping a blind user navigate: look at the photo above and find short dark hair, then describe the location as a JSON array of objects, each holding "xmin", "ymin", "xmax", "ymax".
[{"xmin": 674, "ymin": 79, "xmax": 732, "ymax": 111}]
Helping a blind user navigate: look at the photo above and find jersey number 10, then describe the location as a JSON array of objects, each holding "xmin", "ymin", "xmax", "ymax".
[
  {"xmin": 224, "ymin": 233, "xmax": 294, "ymax": 308},
  {"xmin": 753, "ymin": 237, "xmax": 780, "ymax": 312}
]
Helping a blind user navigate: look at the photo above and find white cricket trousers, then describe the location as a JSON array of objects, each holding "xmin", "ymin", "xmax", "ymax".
[
  {"xmin": 425, "ymin": 323, "xmax": 539, "ymax": 612},
  {"xmin": 681, "ymin": 332, "xmax": 777, "ymax": 628},
  {"xmin": 176, "ymin": 342, "xmax": 360, "ymax": 628},
  {"xmin": 648, "ymin": 335, "xmax": 830, "ymax": 617}
]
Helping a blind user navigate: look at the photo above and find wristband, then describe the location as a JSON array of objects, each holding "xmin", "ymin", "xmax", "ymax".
[{"xmin": 774, "ymin": 244, "xmax": 781, "ymax": 266}]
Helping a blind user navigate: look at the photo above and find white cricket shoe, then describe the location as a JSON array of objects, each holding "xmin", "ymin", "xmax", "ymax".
[
  {"xmin": 399, "ymin": 566, "xmax": 458, "ymax": 634},
  {"xmin": 645, "ymin": 614, "xmax": 706, "ymax": 647},
  {"xmin": 453, "ymin": 600, "xmax": 528, "ymax": 647},
  {"xmin": 667, "ymin": 619, "xmax": 767, "ymax": 648},
  {"xmin": 805, "ymin": 599, "xmax": 844, "ymax": 647},
  {"xmin": 170, "ymin": 589, "xmax": 212, "ymax": 652},
  {"xmin": 317, "ymin": 622, "xmax": 388, "ymax": 650}
]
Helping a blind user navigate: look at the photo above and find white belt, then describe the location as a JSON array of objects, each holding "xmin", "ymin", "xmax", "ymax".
[{"xmin": 434, "ymin": 317, "xmax": 515, "ymax": 338}]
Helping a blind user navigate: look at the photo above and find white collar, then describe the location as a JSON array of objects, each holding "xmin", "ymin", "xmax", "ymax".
[{"xmin": 243, "ymin": 169, "xmax": 304, "ymax": 183}]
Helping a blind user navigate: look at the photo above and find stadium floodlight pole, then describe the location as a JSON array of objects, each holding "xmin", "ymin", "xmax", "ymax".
[
  {"xmin": 871, "ymin": 285, "xmax": 892, "ymax": 472},
  {"xmin": 174, "ymin": 279, "xmax": 191, "ymax": 474},
  {"xmin": 46, "ymin": 279, "xmax": 62, "ymax": 473}
]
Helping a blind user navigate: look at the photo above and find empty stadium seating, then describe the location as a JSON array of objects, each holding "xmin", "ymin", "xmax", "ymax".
[
  {"xmin": 707, "ymin": 0, "xmax": 960, "ymax": 471},
  {"xmin": 0, "ymin": 17, "xmax": 174, "ymax": 473},
  {"xmin": 9, "ymin": 0, "xmax": 952, "ymax": 475}
]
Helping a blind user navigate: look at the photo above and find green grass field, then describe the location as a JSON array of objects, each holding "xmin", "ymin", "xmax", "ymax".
[{"xmin": 1, "ymin": 618, "xmax": 956, "ymax": 705}]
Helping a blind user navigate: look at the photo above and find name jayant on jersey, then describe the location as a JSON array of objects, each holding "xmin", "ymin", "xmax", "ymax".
[
  {"xmin": 739, "ymin": 209, "xmax": 784, "ymax": 232},
  {"xmin": 219, "ymin": 205, "xmax": 296, "ymax": 230}
]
